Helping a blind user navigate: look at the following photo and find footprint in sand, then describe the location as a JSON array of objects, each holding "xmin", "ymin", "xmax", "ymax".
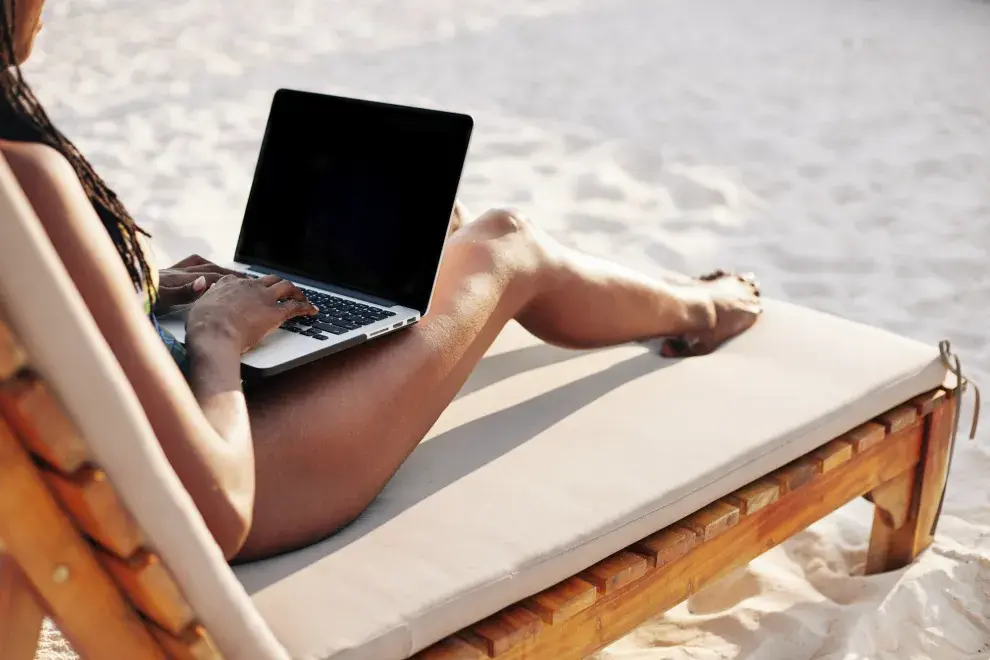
[
  {"xmin": 565, "ymin": 212, "xmax": 627, "ymax": 234},
  {"xmin": 662, "ymin": 171, "xmax": 730, "ymax": 211},
  {"xmin": 479, "ymin": 141, "xmax": 545, "ymax": 158},
  {"xmin": 761, "ymin": 244, "xmax": 879, "ymax": 275},
  {"xmin": 686, "ymin": 566, "xmax": 763, "ymax": 615},
  {"xmin": 831, "ymin": 184, "xmax": 865, "ymax": 205},
  {"xmin": 575, "ymin": 173, "xmax": 626, "ymax": 202},
  {"xmin": 798, "ymin": 163, "xmax": 828, "ymax": 180}
]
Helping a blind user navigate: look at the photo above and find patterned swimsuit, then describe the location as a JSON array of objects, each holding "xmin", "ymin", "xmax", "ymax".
[
  {"xmin": 140, "ymin": 268, "xmax": 191, "ymax": 378},
  {"xmin": 152, "ymin": 311, "xmax": 190, "ymax": 378}
]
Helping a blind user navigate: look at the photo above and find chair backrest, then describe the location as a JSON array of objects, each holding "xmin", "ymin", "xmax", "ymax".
[{"xmin": 0, "ymin": 153, "xmax": 287, "ymax": 659}]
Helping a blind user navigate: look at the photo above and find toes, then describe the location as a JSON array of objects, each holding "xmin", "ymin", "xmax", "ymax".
[
  {"xmin": 699, "ymin": 269, "xmax": 729, "ymax": 282},
  {"xmin": 661, "ymin": 336, "xmax": 709, "ymax": 358},
  {"xmin": 661, "ymin": 337, "xmax": 689, "ymax": 358},
  {"xmin": 697, "ymin": 270, "xmax": 761, "ymax": 296},
  {"xmin": 736, "ymin": 272, "xmax": 761, "ymax": 296}
]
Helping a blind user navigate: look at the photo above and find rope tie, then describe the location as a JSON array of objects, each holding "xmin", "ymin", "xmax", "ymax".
[
  {"xmin": 930, "ymin": 340, "xmax": 981, "ymax": 535},
  {"xmin": 939, "ymin": 340, "xmax": 980, "ymax": 441}
]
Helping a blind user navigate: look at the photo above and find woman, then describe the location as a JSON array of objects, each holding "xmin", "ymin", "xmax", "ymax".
[{"xmin": 0, "ymin": 0, "xmax": 760, "ymax": 561}]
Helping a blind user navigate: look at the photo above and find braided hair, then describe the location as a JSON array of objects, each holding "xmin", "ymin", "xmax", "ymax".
[{"xmin": 0, "ymin": 0, "xmax": 155, "ymax": 303}]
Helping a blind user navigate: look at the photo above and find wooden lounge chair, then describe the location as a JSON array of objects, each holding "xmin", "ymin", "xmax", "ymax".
[{"xmin": 0, "ymin": 151, "xmax": 975, "ymax": 660}]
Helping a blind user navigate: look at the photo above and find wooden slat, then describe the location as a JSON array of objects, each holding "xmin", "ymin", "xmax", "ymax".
[
  {"xmin": 683, "ymin": 501, "xmax": 739, "ymax": 542},
  {"xmin": 632, "ymin": 526, "xmax": 696, "ymax": 568},
  {"xmin": 461, "ymin": 606, "xmax": 543, "ymax": 657},
  {"xmin": 908, "ymin": 389, "xmax": 947, "ymax": 417},
  {"xmin": 726, "ymin": 480, "xmax": 779, "ymax": 515},
  {"xmin": 770, "ymin": 457, "xmax": 817, "ymax": 495},
  {"xmin": 809, "ymin": 439, "xmax": 853, "ymax": 473},
  {"xmin": 0, "ymin": 554, "xmax": 45, "ymax": 660},
  {"xmin": 416, "ymin": 635, "xmax": 487, "ymax": 659},
  {"xmin": 457, "ymin": 410, "xmax": 925, "ymax": 660},
  {"xmin": 0, "ymin": 319, "xmax": 26, "ymax": 381},
  {"xmin": 149, "ymin": 623, "xmax": 222, "ymax": 660},
  {"xmin": 580, "ymin": 551, "xmax": 649, "ymax": 595},
  {"xmin": 876, "ymin": 406, "xmax": 918, "ymax": 435},
  {"xmin": 842, "ymin": 422, "xmax": 887, "ymax": 453},
  {"xmin": 40, "ymin": 465, "xmax": 144, "ymax": 558},
  {"xmin": 521, "ymin": 577, "xmax": 597, "ymax": 625},
  {"xmin": 0, "ymin": 375, "xmax": 88, "ymax": 474},
  {"xmin": 0, "ymin": 419, "xmax": 164, "ymax": 658},
  {"xmin": 96, "ymin": 549, "xmax": 194, "ymax": 636}
]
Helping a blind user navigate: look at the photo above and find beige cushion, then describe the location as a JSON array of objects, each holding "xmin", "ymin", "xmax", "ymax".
[
  {"xmin": 236, "ymin": 301, "xmax": 947, "ymax": 659},
  {"xmin": 0, "ymin": 158, "xmax": 288, "ymax": 659}
]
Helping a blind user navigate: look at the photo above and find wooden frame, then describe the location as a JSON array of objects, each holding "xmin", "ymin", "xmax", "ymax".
[
  {"xmin": 0, "ymin": 315, "xmax": 220, "ymax": 660},
  {"xmin": 0, "ymin": 311, "xmax": 955, "ymax": 660},
  {"xmin": 415, "ymin": 392, "xmax": 956, "ymax": 660}
]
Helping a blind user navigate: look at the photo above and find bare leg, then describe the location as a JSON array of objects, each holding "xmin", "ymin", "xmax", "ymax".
[{"xmin": 238, "ymin": 208, "xmax": 759, "ymax": 560}]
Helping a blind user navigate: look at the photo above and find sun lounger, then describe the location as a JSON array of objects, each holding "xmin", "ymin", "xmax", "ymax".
[{"xmin": 0, "ymin": 152, "xmax": 972, "ymax": 659}]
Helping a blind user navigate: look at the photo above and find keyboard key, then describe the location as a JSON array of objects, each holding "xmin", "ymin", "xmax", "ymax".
[
  {"xmin": 299, "ymin": 291, "xmax": 395, "ymax": 322},
  {"xmin": 312, "ymin": 334, "xmax": 328, "ymax": 340},
  {"xmin": 313, "ymin": 321, "xmax": 349, "ymax": 335}
]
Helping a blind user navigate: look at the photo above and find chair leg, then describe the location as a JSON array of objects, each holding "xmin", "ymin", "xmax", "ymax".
[
  {"xmin": 865, "ymin": 395, "xmax": 956, "ymax": 573},
  {"xmin": 0, "ymin": 554, "xmax": 45, "ymax": 660}
]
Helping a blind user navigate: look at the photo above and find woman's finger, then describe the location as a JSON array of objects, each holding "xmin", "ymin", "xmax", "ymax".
[
  {"xmin": 161, "ymin": 269, "xmax": 229, "ymax": 285},
  {"xmin": 278, "ymin": 299, "xmax": 318, "ymax": 320},
  {"xmin": 161, "ymin": 272, "xmax": 223, "ymax": 292},
  {"xmin": 258, "ymin": 274, "xmax": 283, "ymax": 287},
  {"xmin": 269, "ymin": 279, "xmax": 310, "ymax": 304},
  {"xmin": 169, "ymin": 254, "xmax": 211, "ymax": 268},
  {"xmin": 175, "ymin": 263, "xmax": 246, "ymax": 277},
  {"xmin": 156, "ymin": 274, "xmax": 218, "ymax": 309},
  {"xmin": 160, "ymin": 270, "xmax": 203, "ymax": 286}
]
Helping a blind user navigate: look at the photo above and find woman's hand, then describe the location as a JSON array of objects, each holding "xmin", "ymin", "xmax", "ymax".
[
  {"xmin": 186, "ymin": 274, "xmax": 319, "ymax": 354},
  {"xmin": 155, "ymin": 254, "xmax": 246, "ymax": 313}
]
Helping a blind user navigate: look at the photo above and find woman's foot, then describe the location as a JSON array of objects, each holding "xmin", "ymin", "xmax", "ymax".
[{"xmin": 660, "ymin": 271, "xmax": 762, "ymax": 357}]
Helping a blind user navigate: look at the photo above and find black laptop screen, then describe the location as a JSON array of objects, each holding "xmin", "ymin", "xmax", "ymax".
[{"xmin": 234, "ymin": 89, "xmax": 473, "ymax": 313}]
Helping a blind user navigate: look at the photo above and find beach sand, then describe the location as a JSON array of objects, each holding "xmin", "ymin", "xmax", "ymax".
[{"xmin": 28, "ymin": 0, "xmax": 989, "ymax": 657}]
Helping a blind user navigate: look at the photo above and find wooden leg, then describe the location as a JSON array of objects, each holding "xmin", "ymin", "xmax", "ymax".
[
  {"xmin": 865, "ymin": 394, "xmax": 956, "ymax": 573},
  {"xmin": 0, "ymin": 554, "xmax": 45, "ymax": 660}
]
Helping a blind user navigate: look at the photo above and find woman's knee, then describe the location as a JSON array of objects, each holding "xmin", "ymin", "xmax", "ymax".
[
  {"xmin": 464, "ymin": 208, "xmax": 549, "ymax": 266},
  {"xmin": 441, "ymin": 207, "xmax": 557, "ymax": 303},
  {"xmin": 474, "ymin": 207, "xmax": 531, "ymax": 237}
]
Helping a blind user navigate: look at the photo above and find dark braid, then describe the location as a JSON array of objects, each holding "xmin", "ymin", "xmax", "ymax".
[{"xmin": 0, "ymin": 0, "xmax": 155, "ymax": 304}]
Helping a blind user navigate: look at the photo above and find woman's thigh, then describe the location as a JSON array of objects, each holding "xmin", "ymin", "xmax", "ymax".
[{"xmin": 238, "ymin": 213, "xmax": 540, "ymax": 559}]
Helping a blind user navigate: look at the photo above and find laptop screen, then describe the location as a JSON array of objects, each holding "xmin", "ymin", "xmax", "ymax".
[{"xmin": 234, "ymin": 89, "xmax": 473, "ymax": 313}]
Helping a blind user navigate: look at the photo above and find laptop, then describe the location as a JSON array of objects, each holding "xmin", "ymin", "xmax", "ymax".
[{"xmin": 158, "ymin": 88, "xmax": 474, "ymax": 376}]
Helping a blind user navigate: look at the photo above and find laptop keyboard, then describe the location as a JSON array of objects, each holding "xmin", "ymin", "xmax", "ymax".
[{"xmin": 280, "ymin": 289, "xmax": 396, "ymax": 341}]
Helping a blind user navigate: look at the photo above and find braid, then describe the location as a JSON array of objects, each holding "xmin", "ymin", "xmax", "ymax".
[{"xmin": 0, "ymin": 0, "xmax": 155, "ymax": 304}]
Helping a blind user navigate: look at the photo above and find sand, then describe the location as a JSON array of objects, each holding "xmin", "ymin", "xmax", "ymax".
[{"xmin": 26, "ymin": 0, "xmax": 989, "ymax": 657}]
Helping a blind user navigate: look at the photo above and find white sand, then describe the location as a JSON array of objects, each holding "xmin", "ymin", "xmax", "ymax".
[{"xmin": 28, "ymin": 0, "xmax": 989, "ymax": 657}]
